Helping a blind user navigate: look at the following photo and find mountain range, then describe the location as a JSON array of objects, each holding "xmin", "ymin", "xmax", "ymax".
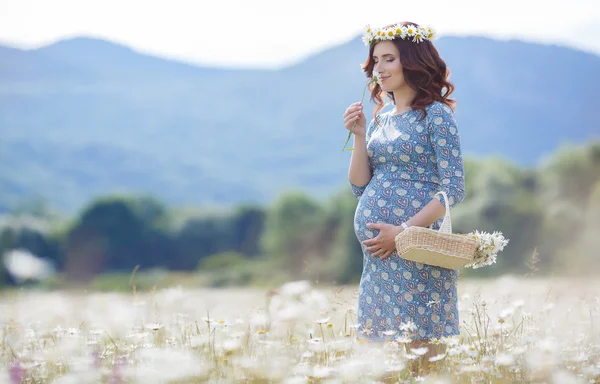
[{"xmin": 1, "ymin": 35, "xmax": 599, "ymax": 212}]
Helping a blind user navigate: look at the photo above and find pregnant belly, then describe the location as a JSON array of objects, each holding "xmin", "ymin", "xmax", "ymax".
[{"xmin": 353, "ymin": 181, "xmax": 439, "ymax": 242}]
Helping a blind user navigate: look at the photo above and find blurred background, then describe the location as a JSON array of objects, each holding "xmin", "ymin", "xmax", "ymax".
[{"xmin": 0, "ymin": 0, "xmax": 598, "ymax": 290}]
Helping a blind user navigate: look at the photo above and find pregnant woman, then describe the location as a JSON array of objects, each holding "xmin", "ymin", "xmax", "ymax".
[{"xmin": 343, "ymin": 21, "xmax": 467, "ymax": 368}]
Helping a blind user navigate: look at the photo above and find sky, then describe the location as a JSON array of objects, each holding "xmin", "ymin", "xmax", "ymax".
[{"xmin": 0, "ymin": 0, "xmax": 599, "ymax": 69}]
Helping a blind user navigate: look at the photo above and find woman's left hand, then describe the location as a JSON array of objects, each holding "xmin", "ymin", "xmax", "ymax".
[{"xmin": 362, "ymin": 222, "xmax": 403, "ymax": 259}]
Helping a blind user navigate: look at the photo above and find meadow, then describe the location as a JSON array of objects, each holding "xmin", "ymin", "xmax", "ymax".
[{"xmin": 0, "ymin": 276, "xmax": 598, "ymax": 383}]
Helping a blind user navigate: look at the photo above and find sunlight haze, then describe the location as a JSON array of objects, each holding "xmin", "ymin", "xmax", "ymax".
[{"xmin": 0, "ymin": 0, "xmax": 598, "ymax": 68}]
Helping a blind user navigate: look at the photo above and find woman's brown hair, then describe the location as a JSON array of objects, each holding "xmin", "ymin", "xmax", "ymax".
[{"xmin": 361, "ymin": 21, "xmax": 455, "ymax": 121}]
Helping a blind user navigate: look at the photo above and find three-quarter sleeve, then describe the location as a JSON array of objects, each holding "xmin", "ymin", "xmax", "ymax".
[
  {"xmin": 429, "ymin": 104, "xmax": 466, "ymax": 208},
  {"xmin": 349, "ymin": 118, "xmax": 376, "ymax": 199}
]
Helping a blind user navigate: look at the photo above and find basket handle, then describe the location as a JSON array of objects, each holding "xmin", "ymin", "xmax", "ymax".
[{"xmin": 433, "ymin": 191, "xmax": 452, "ymax": 234}]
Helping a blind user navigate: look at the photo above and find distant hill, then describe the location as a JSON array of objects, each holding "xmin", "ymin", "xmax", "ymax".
[{"xmin": 1, "ymin": 35, "xmax": 599, "ymax": 212}]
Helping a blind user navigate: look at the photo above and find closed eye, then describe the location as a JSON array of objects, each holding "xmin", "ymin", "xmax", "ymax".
[{"xmin": 373, "ymin": 59, "xmax": 395, "ymax": 64}]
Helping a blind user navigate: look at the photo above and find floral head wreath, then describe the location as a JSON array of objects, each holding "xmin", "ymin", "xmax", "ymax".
[{"xmin": 362, "ymin": 23, "xmax": 437, "ymax": 46}]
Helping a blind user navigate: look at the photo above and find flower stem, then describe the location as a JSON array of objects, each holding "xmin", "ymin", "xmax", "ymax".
[{"xmin": 342, "ymin": 82, "xmax": 370, "ymax": 151}]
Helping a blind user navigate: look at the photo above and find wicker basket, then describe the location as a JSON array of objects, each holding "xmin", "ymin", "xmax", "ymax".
[{"xmin": 394, "ymin": 191, "xmax": 477, "ymax": 270}]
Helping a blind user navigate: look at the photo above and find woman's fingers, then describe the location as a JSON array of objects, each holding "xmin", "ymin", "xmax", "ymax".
[
  {"xmin": 344, "ymin": 105, "xmax": 362, "ymax": 117},
  {"xmin": 344, "ymin": 112, "xmax": 361, "ymax": 125},
  {"xmin": 344, "ymin": 110, "xmax": 362, "ymax": 123},
  {"xmin": 380, "ymin": 250, "xmax": 393, "ymax": 259}
]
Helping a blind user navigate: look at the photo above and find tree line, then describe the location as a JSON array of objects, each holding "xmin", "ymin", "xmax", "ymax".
[{"xmin": 1, "ymin": 141, "xmax": 599, "ymax": 288}]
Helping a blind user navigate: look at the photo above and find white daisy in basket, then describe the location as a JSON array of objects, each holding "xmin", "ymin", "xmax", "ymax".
[{"xmin": 464, "ymin": 230, "xmax": 509, "ymax": 269}]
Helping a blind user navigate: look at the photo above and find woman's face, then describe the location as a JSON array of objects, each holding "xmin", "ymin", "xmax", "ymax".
[{"xmin": 372, "ymin": 41, "xmax": 406, "ymax": 92}]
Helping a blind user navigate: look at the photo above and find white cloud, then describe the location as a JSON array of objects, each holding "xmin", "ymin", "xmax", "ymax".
[{"xmin": 0, "ymin": 0, "xmax": 598, "ymax": 68}]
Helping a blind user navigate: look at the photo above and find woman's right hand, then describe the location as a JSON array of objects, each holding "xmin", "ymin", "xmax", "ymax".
[{"xmin": 343, "ymin": 102, "xmax": 367, "ymax": 137}]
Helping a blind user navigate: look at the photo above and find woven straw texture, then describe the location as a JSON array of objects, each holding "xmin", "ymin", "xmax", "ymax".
[{"xmin": 394, "ymin": 191, "xmax": 477, "ymax": 270}]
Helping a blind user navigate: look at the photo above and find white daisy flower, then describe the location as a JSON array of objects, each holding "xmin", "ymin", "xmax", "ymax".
[
  {"xmin": 393, "ymin": 24, "xmax": 407, "ymax": 39},
  {"xmin": 413, "ymin": 30, "xmax": 424, "ymax": 43},
  {"xmin": 371, "ymin": 70, "xmax": 382, "ymax": 85},
  {"xmin": 315, "ymin": 316, "xmax": 331, "ymax": 324},
  {"xmin": 146, "ymin": 323, "xmax": 164, "ymax": 331},
  {"xmin": 411, "ymin": 347, "xmax": 429, "ymax": 356},
  {"xmin": 383, "ymin": 27, "xmax": 395, "ymax": 40},
  {"xmin": 400, "ymin": 320, "xmax": 417, "ymax": 332},
  {"xmin": 405, "ymin": 24, "xmax": 417, "ymax": 36},
  {"xmin": 429, "ymin": 353, "xmax": 446, "ymax": 362},
  {"xmin": 425, "ymin": 26, "xmax": 437, "ymax": 40}
]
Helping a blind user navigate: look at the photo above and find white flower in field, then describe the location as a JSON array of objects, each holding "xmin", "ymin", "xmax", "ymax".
[
  {"xmin": 146, "ymin": 323, "xmax": 163, "ymax": 331},
  {"xmin": 411, "ymin": 346, "xmax": 429, "ymax": 356},
  {"xmin": 440, "ymin": 335, "xmax": 461, "ymax": 346},
  {"xmin": 280, "ymin": 280, "xmax": 311, "ymax": 297},
  {"xmin": 230, "ymin": 331, "xmax": 246, "ymax": 338},
  {"xmin": 394, "ymin": 334, "xmax": 411, "ymax": 344},
  {"xmin": 512, "ymin": 299, "xmax": 525, "ymax": 308},
  {"xmin": 315, "ymin": 316, "xmax": 331, "ymax": 324},
  {"xmin": 249, "ymin": 312, "xmax": 269, "ymax": 327},
  {"xmin": 2, "ymin": 248, "xmax": 55, "ymax": 282},
  {"xmin": 498, "ymin": 307, "xmax": 514, "ymax": 319},
  {"xmin": 550, "ymin": 369, "xmax": 584, "ymax": 384},
  {"xmin": 305, "ymin": 290, "xmax": 330, "ymax": 313},
  {"xmin": 123, "ymin": 348, "xmax": 207, "ymax": 382},
  {"xmin": 127, "ymin": 331, "xmax": 149, "ymax": 340},
  {"xmin": 222, "ymin": 338, "xmax": 242, "ymax": 353},
  {"xmin": 429, "ymin": 353, "xmax": 447, "ymax": 362},
  {"xmin": 512, "ymin": 346, "xmax": 527, "ymax": 355},
  {"xmin": 337, "ymin": 359, "xmax": 370, "ymax": 379},
  {"xmin": 306, "ymin": 338, "xmax": 326, "ymax": 352},
  {"xmin": 538, "ymin": 337, "xmax": 558, "ymax": 352},
  {"xmin": 270, "ymin": 299, "xmax": 304, "ymax": 322},
  {"xmin": 212, "ymin": 319, "xmax": 231, "ymax": 329},
  {"xmin": 385, "ymin": 361, "xmax": 406, "ymax": 372},
  {"xmin": 495, "ymin": 353, "xmax": 515, "ymax": 366},
  {"xmin": 463, "ymin": 344, "xmax": 479, "ymax": 358},
  {"xmin": 329, "ymin": 339, "xmax": 353, "ymax": 352},
  {"xmin": 189, "ymin": 335, "xmax": 209, "ymax": 348},
  {"xmin": 312, "ymin": 366, "xmax": 333, "ymax": 378},
  {"xmin": 399, "ymin": 320, "xmax": 416, "ymax": 332},
  {"xmin": 382, "ymin": 330, "xmax": 397, "ymax": 336}
]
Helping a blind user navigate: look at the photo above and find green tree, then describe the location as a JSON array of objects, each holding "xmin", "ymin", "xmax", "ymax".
[
  {"xmin": 537, "ymin": 141, "xmax": 600, "ymax": 272},
  {"xmin": 230, "ymin": 204, "xmax": 266, "ymax": 257},
  {"xmin": 452, "ymin": 158, "xmax": 543, "ymax": 275},
  {"xmin": 65, "ymin": 195, "xmax": 174, "ymax": 280},
  {"xmin": 175, "ymin": 214, "xmax": 236, "ymax": 270},
  {"xmin": 322, "ymin": 189, "xmax": 364, "ymax": 284},
  {"xmin": 261, "ymin": 191, "xmax": 326, "ymax": 280}
]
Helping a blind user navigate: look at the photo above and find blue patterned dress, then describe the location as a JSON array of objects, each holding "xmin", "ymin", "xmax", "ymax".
[{"xmin": 350, "ymin": 101, "xmax": 466, "ymax": 341}]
